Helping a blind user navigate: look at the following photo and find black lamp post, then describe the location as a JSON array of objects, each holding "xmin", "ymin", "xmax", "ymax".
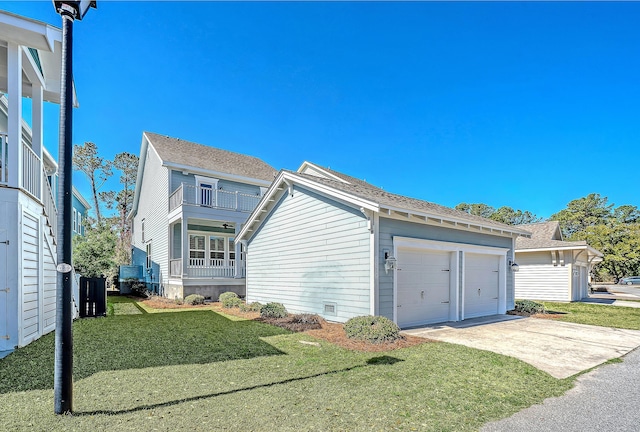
[{"xmin": 52, "ymin": 0, "xmax": 96, "ymax": 415}]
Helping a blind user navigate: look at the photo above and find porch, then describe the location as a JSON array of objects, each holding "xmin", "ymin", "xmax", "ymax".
[{"xmin": 168, "ymin": 218, "xmax": 246, "ymax": 280}]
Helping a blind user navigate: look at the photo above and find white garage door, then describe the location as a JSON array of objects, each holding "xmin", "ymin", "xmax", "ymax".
[
  {"xmin": 464, "ymin": 253, "xmax": 499, "ymax": 319},
  {"xmin": 397, "ymin": 248, "xmax": 451, "ymax": 328}
]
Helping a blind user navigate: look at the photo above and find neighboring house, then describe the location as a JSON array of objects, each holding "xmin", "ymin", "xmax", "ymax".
[
  {"xmin": 0, "ymin": 12, "xmax": 66, "ymax": 350},
  {"xmin": 237, "ymin": 162, "xmax": 531, "ymax": 327},
  {"xmin": 514, "ymin": 221, "xmax": 603, "ymax": 302},
  {"xmin": 72, "ymin": 186, "xmax": 90, "ymax": 236},
  {"xmin": 129, "ymin": 132, "xmax": 277, "ymax": 299}
]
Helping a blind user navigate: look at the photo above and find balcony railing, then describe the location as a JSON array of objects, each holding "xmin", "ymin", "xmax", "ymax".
[
  {"xmin": 169, "ymin": 183, "xmax": 262, "ymax": 213},
  {"xmin": 22, "ymin": 142, "xmax": 41, "ymax": 199},
  {"xmin": 1, "ymin": 133, "xmax": 57, "ymax": 237},
  {"xmin": 169, "ymin": 257, "xmax": 246, "ymax": 279}
]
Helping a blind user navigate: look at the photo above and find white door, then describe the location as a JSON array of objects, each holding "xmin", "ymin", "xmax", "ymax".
[
  {"xmin": 0, "ymin": 229, "xmax": 8, "ymax": 348},
  {"xmin": 397, "ymin": 249, "xmax": 451, "ymax": 328},
  {"xmin": 464, "ymin": 253, "xmax": 499, "ymax": 319}
]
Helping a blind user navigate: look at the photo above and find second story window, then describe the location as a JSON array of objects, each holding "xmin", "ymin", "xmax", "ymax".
[{"xmin": 141, "ymin": 219, "xmax": 145, "ymax": 242}]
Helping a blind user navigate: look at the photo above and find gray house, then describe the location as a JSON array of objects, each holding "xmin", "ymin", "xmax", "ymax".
[
  {"xmin": 129, "ymin": 132, "xmax": 276, "ymax": 299},
  {"xmin": 237, "ymin": 162, "xmax": 531, "ymax": 327},
  {"xmin": 515, "ymin": 221, "xmax": 603, "ymax": 302}
]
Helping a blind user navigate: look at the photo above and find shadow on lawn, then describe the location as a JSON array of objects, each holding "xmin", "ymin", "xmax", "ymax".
[
  {"xmin": 0, "ymin": 310, "xmax": 290, "ymax": 394},
  {"xmin": 73, "ymin": 355, "xmax": 403, "ymax": 417}
]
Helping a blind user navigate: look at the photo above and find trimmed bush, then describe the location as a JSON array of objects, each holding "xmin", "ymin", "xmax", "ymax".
[
  {"xmin": 344, "ymin": 315, "xmax": 401, "ymax": 344},
  {"xmin": 219, "ymin": 291, "xmax": 243, "ymax": 309},
  {"xmin": 260, "ymin": 302, "xmax": 288, "ymax": 318},
  {"xmin": 184, "ymin": 294, "xmax": 205, "ymax": 306},
  {"xmin": 513, "ymin": 299, "xmax": 546, "ymax": 315},
  {"xmin": 239, "ymin": 301, "xmax": 262, "ymax": 313}
]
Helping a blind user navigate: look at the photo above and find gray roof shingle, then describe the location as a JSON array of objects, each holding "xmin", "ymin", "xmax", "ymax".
[
  {"xmin": 145, "ymin": 132, "xmax": 277, "ymax": 182},
  {"xmin": 515, "ymin": 221, "xmax": 587, "ymax": 250},
  {"xmin": 292, "ymin": 164, "xmax": 528, "ymax": 233}
]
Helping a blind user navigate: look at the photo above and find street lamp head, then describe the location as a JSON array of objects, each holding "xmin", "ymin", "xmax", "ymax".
[{"xmin": 53, "ymin": 0, "xmax": 96, "ymax": 20}]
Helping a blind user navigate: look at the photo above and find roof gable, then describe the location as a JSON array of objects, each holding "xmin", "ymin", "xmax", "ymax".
[
  {"xmin": 238, "ymin": 163, "xmax": 531, "ymax": 242},
  {"xmin": 144, "ymin": 132, "xmax": 277, "ymax": 183},
  {"xmin": 515, "ymin": 221, "xmax": 602, "ymax": 255}
]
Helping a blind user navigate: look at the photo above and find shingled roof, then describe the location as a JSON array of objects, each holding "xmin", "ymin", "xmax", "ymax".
[
  {"xmin": 144, "ymin": 132, "xmax": 277, "ymax": 182},
  {"xmin": 515, "ymin": 221, "xmax": 588, "ymax": 250},
  {"xmin": 293, "ymin": 163, "xmax": 529, "ymax": 234}
]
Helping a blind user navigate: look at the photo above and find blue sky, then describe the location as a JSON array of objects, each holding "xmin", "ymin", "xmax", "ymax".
[{"xmin": 4, "ymin": 1, "xmax": 639, "ymax": 219}]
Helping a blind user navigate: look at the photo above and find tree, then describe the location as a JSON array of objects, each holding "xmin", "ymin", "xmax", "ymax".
[
  {"xmin": 72, "ymin": 220, "xmax": 116, "ymax": 278},
  {"xmin": 490, "ymin": 206, "xmax": 542, "ymax": 225},
  {"xmin": 73, "ymin": 142, "xmax": 112, "ymax": 224},
  {"xmin": 550, "ymin": 193, "xmax": 612, "ymax": 239},
  {"xmin": 100, "ymin": 152, "xmax": 139, "ymax": 267},
  {"xmin": 455, "ymin": 203, "xmax": 541, "ymax": 225},
  {"xmin": 455, "ymin": 203, "xmax": 495, "ymax": 219}
]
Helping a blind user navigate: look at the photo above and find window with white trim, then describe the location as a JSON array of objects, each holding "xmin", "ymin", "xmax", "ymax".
[
  {"xmin": 189, "ymin": 234, "xmax": 206, "ymax": 265},
  {"xmin": 73, "ymin": 208, "xmax": 77, "ymax": 232},
  {"xmin": 228, "ymin": 238, "xmax": 236, "ymax": 261},
  {"xmin": 209, "ymin": 236, "xmax": 225, "ymax": 262},
  {"xmin": 77, "ymin": 212, "xmax": 82, "ymax": 235},
  {"xmin": 141, "ymin": 219, "xmax": 145, "ymax": 242}
]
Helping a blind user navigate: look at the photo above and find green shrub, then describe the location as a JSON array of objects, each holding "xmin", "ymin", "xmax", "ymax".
[
  {"xmin": 260, "ymin": 302, "xmax": 288, "ymax": 318},
  {"xmin": 184, "ymin": 294, "xmax": 205, "ymax": 306},
  {"xmin": 219, "ymin": 291, "xmax": 242, "ymax": 308},
  {"xmin": 239, "ymin": 301, "xmax": 262, "ymax": 312},
  {"xmin": 513, "ymin": 299, "xmax": 546, "ymax": 315},
  {"xmin": 344, "ymin": 315, "xmax": 401, "ymax": 344}
]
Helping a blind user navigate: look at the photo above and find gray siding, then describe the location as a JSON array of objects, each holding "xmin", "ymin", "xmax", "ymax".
[
  {"xmin": 246, "ymin": 185, "xmax": 371, "ymax": 322},
  {"xmin": 170, "ymin": 170, "xmax": 263, "ymax": 197},
  {"xmin": 378, "ymin": 217, "xmax": 514, "ymax": 320},
  {"xmin": 170, "ymin": 170, "xmax": 193, "ymax": 193},
  {"xmin": 132, "ymin": 143, "xmax": 170, "ymax": 288}
]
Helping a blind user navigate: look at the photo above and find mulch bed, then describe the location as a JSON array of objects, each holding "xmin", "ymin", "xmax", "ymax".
[{"xmin": 142, "ymin": 298, "xmax": 429, "ymax": 352}]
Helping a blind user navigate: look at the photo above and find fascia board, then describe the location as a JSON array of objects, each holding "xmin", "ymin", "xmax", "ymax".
[
  {"xmin": 380, "ymin": 204, "xmax": 532, "ymax": 237},
  {"xmin": 236, "ymin": 171, "xmax": 379, "ymax": 242},
  {"xmin": 296, "ymin": 161, "xmax": 349, "ymax": 183},
  {"xmin": 162, "ymin": 161, "xmax": 273, "ymax": 187},
  {"xmin": 128, "ymin": 134, "xmax": 149, "ymax": 220},
  {"xmin": 516, "ymin": 245, "xmax": 589, "ymax": 253}
]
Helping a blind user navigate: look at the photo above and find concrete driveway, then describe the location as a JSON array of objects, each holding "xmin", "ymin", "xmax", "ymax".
[{"xmin": 402, "ymin": 315, "xmax": 640, "ymax": 379}]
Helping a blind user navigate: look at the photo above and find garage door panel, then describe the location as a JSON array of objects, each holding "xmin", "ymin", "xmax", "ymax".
[
  {"xmin": 397, "ymin": 249, "xmax": 450, "ymax": 327},
  {"xmin": 465, "ymin": 253, "xmax": 499, "ymax": 319}
]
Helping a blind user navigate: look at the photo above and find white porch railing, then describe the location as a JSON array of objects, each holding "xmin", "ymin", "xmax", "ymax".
[
  {"xmin": 42, "ymin": 167, "xmax": 57, "ymax": 238},
  {"xmin": 168, "ymin": 257, "xmax": 247, "ymax": 278},
  {"xmin": 22, "ymin": 142, "xmax": 41, "ymax": 199},
  {"xmin": 169, "ymin": 183, "xmax": 262, "ymax": 213}
]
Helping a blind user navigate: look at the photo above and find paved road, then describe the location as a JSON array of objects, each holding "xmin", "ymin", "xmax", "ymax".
[{"xmin": 482, "ymin": 347, "xmax": 640, "ymax": 432}]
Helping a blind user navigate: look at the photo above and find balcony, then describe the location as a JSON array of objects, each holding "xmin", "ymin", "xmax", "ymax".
[
  {"xmin": 170, "ymin": 258, "xmax": 246, "ymax": 279},
  {"xmin": 169, "ymin": 183, "xmax": 262, "ymax": 213},
  {"xmin": 0, "ymin": 133, "xmax": 57, "ymax": 237}
]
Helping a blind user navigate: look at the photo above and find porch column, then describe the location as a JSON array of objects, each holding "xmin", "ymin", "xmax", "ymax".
[
  {"xmin": 181, "ymin": 215, "xmax": 189, "ymax": 278},
  {"xmin": 234, "ymin": 224, "xmax": 241, "ymax": 278},
  {"xmin": 7, "ymin": 42, "xmax": 23, "ymax": 187},
  {"xmin": 31, "ymin": 82, "xmax": 44, "ymax": 160}
]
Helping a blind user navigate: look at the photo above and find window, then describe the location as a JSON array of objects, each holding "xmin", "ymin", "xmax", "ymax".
[
  {"xmin": 73, "ymin": 208, "xmax": 77, "ymax": 232},
  {"xmin": 210, "ymin": 236, "xmax": 225, "ymax": 261},
  {"xmin": 141, "ymin": 219, "xmax": 145, "ymax": 242},
  {"xmin": 189, "ymin": 234, "xmax": 206, "ymax": 264},
  {"xmin": 146, "ymin": 242, "xmax": 152, "ymax": 269},
  {"xmin": 77, "ymin": 212, "xmax": 82, "ymax": 235},
  {"xmin": 200, "ymin": 183, "xmax": 213, "ymax": 206}
]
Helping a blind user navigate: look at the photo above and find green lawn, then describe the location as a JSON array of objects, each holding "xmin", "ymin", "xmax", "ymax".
[
  {"xmin": 541, "ymin": 301, "xmax": 640, "ymax": 330},
  {"xmin": 0, "ymin": 297, "xmax": 574, "ymax": 431}
]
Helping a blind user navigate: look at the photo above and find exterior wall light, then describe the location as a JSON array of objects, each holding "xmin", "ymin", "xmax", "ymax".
[
  {"xmin": 509, "ymin": 260, "xmax": 520, "ymax": 272},
  {"xmin": 385, "ymin": 255, "xmax": 397, "ymax": 274}
]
